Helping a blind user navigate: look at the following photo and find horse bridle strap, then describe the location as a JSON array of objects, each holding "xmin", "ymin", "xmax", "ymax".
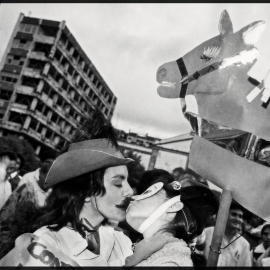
[{"xmin": 176, "ymin": 57, "xmax": 188, "ymax": 98}]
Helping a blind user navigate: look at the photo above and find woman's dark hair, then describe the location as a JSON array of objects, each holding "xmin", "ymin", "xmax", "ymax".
[
  {"xmin": 161, "ymin": 185, "xmax": 198, "ymax": 241},
  {"xmin": 33, "ymin": 168, "xmax": 106, "ymax": 236},
  {"xmin": 137, "ymin": 169, "xmax": 174, "ymax": 195},
  {"xmin": 162, "ymin": 185, "xmax": 207, "ymax": 266}
]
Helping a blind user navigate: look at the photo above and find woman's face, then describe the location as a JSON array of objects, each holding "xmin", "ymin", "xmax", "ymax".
[
  {"xmin": 126, "ymin": 185, "xmax": 168, "ymax": 231},
  {"xmin": 95, "ymin": 165, "xmax": 133, "ymax": 222}
]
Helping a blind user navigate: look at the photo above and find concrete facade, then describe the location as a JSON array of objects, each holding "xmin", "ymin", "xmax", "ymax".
[{"xmin": 0, "ymin": 13, "xmax": 117, "ymax": 155}]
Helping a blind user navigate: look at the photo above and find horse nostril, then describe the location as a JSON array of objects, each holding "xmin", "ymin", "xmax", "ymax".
[{"xmin": 157, "ymin": 68, "xmax": 167, "ymax": 83}]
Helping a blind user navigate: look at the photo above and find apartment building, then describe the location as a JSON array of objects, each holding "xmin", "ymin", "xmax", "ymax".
[{"xmin": 0, "ymin": 13, "xmax": 117, "ymax": 155}]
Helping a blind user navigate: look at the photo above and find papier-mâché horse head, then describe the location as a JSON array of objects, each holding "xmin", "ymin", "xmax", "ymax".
[{"xmin": 156, "ymin": 10, "xmax": 270, "ymax": 141}]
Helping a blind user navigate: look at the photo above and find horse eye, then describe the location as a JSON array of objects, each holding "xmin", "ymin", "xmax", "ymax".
[
  {"xmin": 201, "ymin": 46, "xmax": 221, "ymax": 62},
  {"xmin": 200, "ymin": 54, "xmax": 213, "ymax": 62}
]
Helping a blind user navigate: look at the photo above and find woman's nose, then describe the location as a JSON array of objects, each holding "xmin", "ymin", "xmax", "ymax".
[{"xmin": 123, "ymin": 183, "xmax": 134, "ymax": 198}]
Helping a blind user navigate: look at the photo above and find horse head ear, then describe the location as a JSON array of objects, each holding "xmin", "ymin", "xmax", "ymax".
[
  {"xmin": 218, "ymin": 10, "xmax": 233, "ymax": 35},
  {"xmin": 240, "ymin": 20, "xmax": 265, "ymax": 45}
]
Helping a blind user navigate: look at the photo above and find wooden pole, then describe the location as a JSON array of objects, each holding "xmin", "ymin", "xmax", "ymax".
[
  {"xmin": 148, "ymin": 147, "xmax": 159, "ymax": 170},
  {"xmin": 207, "ymin": 189, "xmax": 232, "ymax": 266}
]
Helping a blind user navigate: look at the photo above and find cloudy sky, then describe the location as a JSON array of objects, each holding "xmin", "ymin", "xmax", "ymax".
[{"xmin": 1, "ymin": 3, "xmax": 270, "ymax": 139}]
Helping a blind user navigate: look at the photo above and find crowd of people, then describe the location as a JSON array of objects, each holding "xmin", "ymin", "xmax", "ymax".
[{"xmin": 0, "ymin": 108, "xmax": 269, "ymax": 267}]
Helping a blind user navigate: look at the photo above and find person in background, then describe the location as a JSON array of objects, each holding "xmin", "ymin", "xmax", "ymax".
[
  {"xmin": 124, "ymin": 169, "xmax": 219, "ymax": 267},
  {"xmin": 172, "ymin": 167, "xmax": 185, "ymax": 182},
  {"xmin": 244, "ymin": 211, "xmax": 268, "ymax": 250},
  {"xmin": 203, "ymin": 200, "xmax": 251, "ymax": 266},
  {"xmin": 18, "ymin": 149, "xmax": 57, "ymax": 189},
  {"xmin": 7, "ymin": 153, "xmax": 24, "ymax": 191},
  {"xmin": 0, "ymin": 151, "xmax": 17, "ymax": 210},
  {"xmin": 0, "ymin": 159, "xmax": 54, "ymax": 259},
  {"xmin": 251, "ymin": 224, "xmax": 270, "ymax": 265}
]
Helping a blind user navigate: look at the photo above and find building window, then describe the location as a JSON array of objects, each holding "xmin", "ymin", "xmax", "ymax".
[
  {"xmin": 12, "ymin": 39, "xmax": 31, "ymax": 50},
  {"xmin": 19, "ymin": 23, "xmax": 37, "ymax": 34},
  {"xmin": 0, "ymin": 88, "xmax": 13, "ymax": 100},
  {"xmin": 0, "ymin": 75, "xmax": 18, "ymax": 83},
  {"xmin": 6, "ymin": 55, "xmax": 25, "ymax": 66},
  {"xmin": 18, "ymin": 39, "xmax": 27, "ymax": 48}
]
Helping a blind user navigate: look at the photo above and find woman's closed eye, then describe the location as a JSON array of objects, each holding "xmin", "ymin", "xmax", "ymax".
[{"xmin": 113, "ymin": 180, "xmax": 123, "ymax": 188}]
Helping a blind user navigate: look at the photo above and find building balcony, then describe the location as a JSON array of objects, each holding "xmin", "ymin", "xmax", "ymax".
[
  {"xmin": 10, "ymin": 103, "xmax": 28, "ymax": 112},
  {"xmin": 29, "ymin": 51, "xmax": 47, "ymax": 61},
  {"xmin": 28, "ymin": 128, "xmax": 42, "ymax": 141},
  {"xmin": 40, "ymin": 92, "xmax": 53, "ymax": 107},
  {"xmin": 35, "ymin": 110, "xmax": 48, "ymax": 122},
  {"xmin": 34, "ymin": 34, "xmax": 55, "ymax": 44},
  {"xmin": 23, "ymin": 68, "xmax": 42, "ymax": 78},
  {"xmin": 2, "ymin": 121, "xmax": 22, "ymax": 131},
  {"xmin": 16, "ymin": 85, "xmax": 35, "ymax": 95}
]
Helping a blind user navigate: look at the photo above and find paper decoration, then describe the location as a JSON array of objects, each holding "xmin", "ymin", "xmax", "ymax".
[{"xmin": 189, "ymin": 135, "xmax": 270, "ymax": 221}]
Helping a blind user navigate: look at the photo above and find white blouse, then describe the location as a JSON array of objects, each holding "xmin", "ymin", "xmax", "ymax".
[{"xmin": 34, "ymin": 224, "xmax": 133, "ymax": 266}]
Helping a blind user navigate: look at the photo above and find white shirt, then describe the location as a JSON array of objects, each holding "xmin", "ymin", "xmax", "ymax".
[
  {"xmin": 251, "ymin": 243, "xmax": 266, "ymax": 265},
  {"xmin": 19, "ymin": 169, "xmax": 40, "ymax": 187},
  {"xmin": 203, "ymin": 226, "xmax": 252, "ymax": 266},
  {"xmin": 18, "ymin": 169, "xmax": 50, "ymax": 207},
  {"xmin": 34, "ymin": 224, "xmax": 133, "ymax": 266}
]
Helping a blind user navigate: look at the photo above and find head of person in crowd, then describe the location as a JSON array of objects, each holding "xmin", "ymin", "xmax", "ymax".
[
  {"xmin": 34, "ymin": 108, "xmax": 134, "ymax": 236},
  {"xmin": 172, "ymin": 167, "xmax": 185, "ymax": 182},
  {"xmin": 0, "ymin": 151, "xmax": 17, "ymax": 183},
  {"xmin": 6, "ymin": 152, "xmax": 24, "ymax": 176},
  {"xmin": 39, "ymin": 149, "xmax": 57, "ymax": 167},
  {"xmin": 37, "ymin": 149, "xmax": 58, "ymax": 192},
  {"xmin": 226, "ymin": 200, "xmax": 245, "ymax": 234},
  {"xmin": 126, "ymin": 169, "xmax": 219, "ymax": 266},
  {"xmin": 246, "ymin": 212, "xmax": 264, "ymax": 228},
  {"xmin": 37, "ymin": 161, "xmax": 53, "ymax": 192},
  {"xmin": 14, "ymin": 153, "xmax": 24, "ymax": 173},
  {"xmin": 261, "ymin": 224, "xmax": 270, "ymax": 250}
]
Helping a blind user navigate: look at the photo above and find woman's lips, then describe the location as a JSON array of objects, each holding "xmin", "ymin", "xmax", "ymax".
[{"xmin": 115, "ymin": 198, "xmax": 132, "ymax": 211}]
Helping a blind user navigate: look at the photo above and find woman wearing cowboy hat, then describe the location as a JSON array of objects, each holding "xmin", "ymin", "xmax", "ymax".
[{"xmin": 0, "ymin": 109, "xmax": 134, "ymax": 267}]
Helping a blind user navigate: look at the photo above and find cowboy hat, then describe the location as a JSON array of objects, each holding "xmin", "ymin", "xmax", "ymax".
[{"xmin": 44, "ymin": 139, "xmax": 133, "ymax": 187}]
